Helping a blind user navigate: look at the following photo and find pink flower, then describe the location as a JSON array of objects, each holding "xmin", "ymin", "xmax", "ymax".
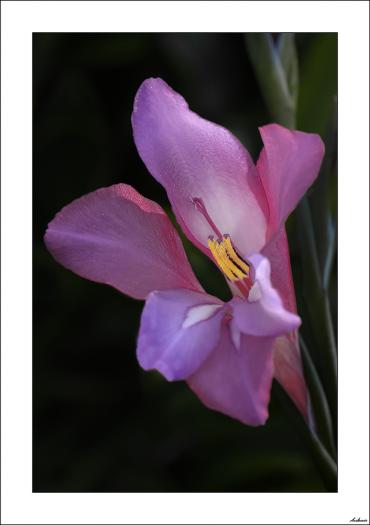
[{"xmin": 45, "ymin": 78, "xmax": 324, "ymax": 426}]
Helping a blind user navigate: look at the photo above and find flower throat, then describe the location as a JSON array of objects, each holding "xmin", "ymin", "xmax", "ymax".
[{"xmin": 192, "ymin": 197, "xmax": 253, "ymax": 296}]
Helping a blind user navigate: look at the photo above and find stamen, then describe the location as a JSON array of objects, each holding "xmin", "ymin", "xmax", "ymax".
[
  {"xmin": 217, "ymin": 243, "xmax": 246, "ymax": 280},
  {"xmin": 192, "ymin": 197, "xmax": 223, "ymax": 239},
  {"xmin": 208, "ymin": 235, "xmax": 254, "ymax": 298},
  {"xmin": 208, "ymin": 238, "xmax": 238, "ymax": 281},
  {"xmin": 192, "ymin": 197, "xmax": 253, "ymax": 298},
  {"xmin": 208, "ymin": 237, "xmax": 250, "ymax": 284},
  {"xmin": 223, "ymin": 235, "xmax": 250, "ymax": 275}
]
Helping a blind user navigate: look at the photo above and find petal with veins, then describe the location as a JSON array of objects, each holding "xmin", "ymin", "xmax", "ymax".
[
  {"xmin": 132, "ymin": 77, "xmax": 268, "ymax": 256},
  {"xmin": 188, "ymin": 323, "xmax": 275, "ymax": 426},
  {"xmin": 45, "ymin": 184, "xmax": 201, "ymax": 300},
  {"xmin": 257, "ymin": 123, "xmax": 324, "ymax": 235}
]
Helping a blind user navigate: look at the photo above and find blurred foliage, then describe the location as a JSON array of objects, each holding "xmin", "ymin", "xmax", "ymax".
[{"xmin": 34, "ymin": 33, "xmax": 337, "ymax": 492}]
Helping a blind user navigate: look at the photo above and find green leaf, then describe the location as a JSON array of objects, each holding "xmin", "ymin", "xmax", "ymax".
[
  {"xmin": 245, "ymin": 32, "xmax": 337, "ymax": 481},
  {"xmin": 309, "ymin": 100, "xmax": 338, "ymax": 288},
  {"xmin": 297, "ymin": 34, "xmax": 338, "ymax": 135},
  {"xmin": 245, "ymin": 33, "xmax": 295, "ymax": 127},
  {"xmin": 277, "ymin": 33, "xmax": 299, "ymax": 109}
]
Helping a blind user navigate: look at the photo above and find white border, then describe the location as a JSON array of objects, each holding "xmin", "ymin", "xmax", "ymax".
[{"xmin": 1, "ymin": 1, "xmax": 369, "ymax": 524}]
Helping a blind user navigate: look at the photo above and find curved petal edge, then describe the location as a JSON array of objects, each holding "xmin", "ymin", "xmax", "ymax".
[{"xmin": 44, "ymin": 184, "xmax": 202, "ymax": 299}]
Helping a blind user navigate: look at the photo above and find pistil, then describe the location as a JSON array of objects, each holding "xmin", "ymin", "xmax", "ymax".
[{"xmin": 192, "ymin": 197, "xmax": 223, "ymax": 239}]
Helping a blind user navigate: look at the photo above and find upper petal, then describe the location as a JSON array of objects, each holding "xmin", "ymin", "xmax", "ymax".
[
  {"xmin": 232, "ymin": 253, "xmax": 301, "ymax": 337},
  {"xmin": 188, "ymin": 322, "xmax": 275, "ymax": 426},
  {"xmin": 132, "ymin": 78, "xmax": 267, "ymax": 256},
  {"xmin": 137, "ymin": 289, "xmax": 225, "ymax": 380},
  {"xmin": 44, "ymin": 184, "xmax": 202, "ymax": 299},
  {"xmin": 257, "ymin": 123, "xmax": 325, "ymax": 234}
]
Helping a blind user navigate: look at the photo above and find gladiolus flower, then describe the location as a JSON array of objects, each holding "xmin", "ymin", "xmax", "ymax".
[{"xmin": 45, "ymin": 78, "xmax": 324, "ymax": 425}]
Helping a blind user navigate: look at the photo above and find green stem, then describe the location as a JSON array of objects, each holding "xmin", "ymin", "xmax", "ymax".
[
  {"xmin": 296, "ymin": 198, "xmax": 322, "ymax": 290},
  {"xmin": 321, "ymin": 294, "xmax": 338, "ymax": 432},
  {"xmin": 323, "ymin": 218, "xmax": 337, "ymax": 292},
  {"xmin": 300, "ymin": 336, "xmax": 336, "ymax": 459},
  {"xmin": 296, "ymin": 200, "xmax": 337, "ymax": 423},
  {"xmin": 274, "ymin": 381, "xmax": 337, "ymax": 491},
  {"xmin": 245, "ymin": 32, "xmax": 337, "ymax": 486}
]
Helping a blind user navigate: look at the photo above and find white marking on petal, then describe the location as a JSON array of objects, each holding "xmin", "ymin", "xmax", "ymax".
[
  {"xmin": 229, "ymin": 321, "xmax": 241, "ymax": 351},
  {"xmin": 182, "ymin": 304, "xmax": 222, "ymax": 329},
  {"xmin": 248, "ymin": 281, "xmax": 262, "ymax": 303}
]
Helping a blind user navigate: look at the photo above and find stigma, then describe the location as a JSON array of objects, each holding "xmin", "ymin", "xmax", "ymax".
[{"xmin": 208, "ymin": 235, "xmax": 250, "ymax": 283}]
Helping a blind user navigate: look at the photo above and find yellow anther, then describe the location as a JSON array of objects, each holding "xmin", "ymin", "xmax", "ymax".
[
  {"xmin": 217, "ymin": 242, "xmax": 246, "ymax": 280},
  {"xmin": 223, "ymin": 236, "xmax": 250, "ymax": 275},
  {"xmin": 208, "ymin": 236, "xmax": 250, "ymax": 282},
  {"xmin": 208, "ymin": 238, "xmax": 238, "ymax": 281}
]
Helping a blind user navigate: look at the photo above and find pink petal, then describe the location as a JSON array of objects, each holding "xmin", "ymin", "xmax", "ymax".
[
  {"xmin": 273, "ymin": 334, "xmax": 308, "ymax": 419},
  {"xmin": 132, "ymin": 78, "xmax": 267, "ymax": 256},
  {"xmin": 231, "ymin": 253, "xmax": 301, "ymax": 338},
  {"xmin": 137, "ymin": 289, "xmax": 225, "ymax": 381},
  {"xmin": 262, "ymin": 226, "xmax": 297, "ymax": 314},
  {"xmin": 188, "ymin": 322, "xmax": 275, "ymax": 426},
  {"xmin": 44, "ymin": 184, "xmax": 202, "ymax": 299},
  {"xmin": 257, "ymin": 123, "xmax": 325, "ymax": 234},
  {"xmin": 263, "ymin": 227, "xmax": 308, "ymax": 418}
]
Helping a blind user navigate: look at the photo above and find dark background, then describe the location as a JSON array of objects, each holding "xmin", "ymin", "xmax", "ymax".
[{"xmin": 34, "ymin": 33, "xmax": 337, "ymax": 492}]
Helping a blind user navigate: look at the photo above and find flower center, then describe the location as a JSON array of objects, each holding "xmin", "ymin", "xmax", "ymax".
[
  {"xmin": 207, "ymin": 235, "xmax": 250, "ymax": 282},
  {"xmin": 208, "ymin": 235, "xmax": 253, "ymax": 297},
  {"xmin": 192, "ymin": 197, "xmax": 253, "ymax": 297}
]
